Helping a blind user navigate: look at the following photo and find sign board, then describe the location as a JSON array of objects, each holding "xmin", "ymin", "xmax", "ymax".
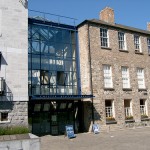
[
  {"xmin": 31, "ymin": 94, "xmax": 94, "ymax": 100},
  {"xmin": 65, "ymin": 125, "xmax": 76, "ymax": 139},
  {"xmin": 92, "ymin": 124, "xmax": 100, "ymax": 134}
]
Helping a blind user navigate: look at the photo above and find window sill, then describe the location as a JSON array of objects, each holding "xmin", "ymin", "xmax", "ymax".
[
  {"xmin": 138, "ymin": 89, "xmax": 147, "ymax": 92},
  {"xmin": 135, "ymin": 51, "xmax": 143, "ymax": 55},
  {"xmin": 101, "ymin": 47, "xmax": 112, "ymax": 50},
  {"xmin": 106, "ymin": 120, "xmax": 117, "ymax": 124},
  {"xmin": 104, "ymin": 88, "xmax": 114, "ymax": 91},
  {"xmin": 0, "ymin": 120, "xmax": 10, "ymax": 124},
  {"xmin": 141, "ymin": 117, "xmax": 150, "ymax": 121},
  {"xmin": 125, "ymin": 119, "xmax": 135, "ymax": 123},
  {"xmin": 119, "ymin": 49, "xmax": 129, "ymax": 53},
  {"xmin": 122, "ymin": 88, "xmax": 132, "ymax": 91}
]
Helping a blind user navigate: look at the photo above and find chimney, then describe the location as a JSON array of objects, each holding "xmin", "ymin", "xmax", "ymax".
[
  {"xmin": 147, "ymin": 22, "xmax": 150, "ymax": 31},
  {"xmin": 100, "ymin": 7, "xmax": 115, "ymax": 24}
]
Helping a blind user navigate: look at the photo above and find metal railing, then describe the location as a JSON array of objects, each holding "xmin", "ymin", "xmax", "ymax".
[
  {"xmin": 105, "ymin": 107, "xmax": 113, "ymax": 117},
  {"xmin": 140, "ymin": 105, "xmax": 147, "ymax": 115},
  {"xmin": 28, "ymin": 9, "xmax": 77, "ymax": 26},
  {"xmin": 124, "ymin": 107, "xmax": 132, "ymax": 117}
]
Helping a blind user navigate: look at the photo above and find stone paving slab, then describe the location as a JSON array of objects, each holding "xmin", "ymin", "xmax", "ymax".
[{"xmin": 41, "ymin": 127, "xmax": 150, "ymax": 150}]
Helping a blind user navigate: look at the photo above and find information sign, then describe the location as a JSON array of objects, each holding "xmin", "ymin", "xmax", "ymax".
[
  {"xmin": 65, "ymin": 125, "xmax": 76, "ymax": 139},
  {"xmin": 92, "ymin": 124, "xmax": 100, "ymax": 134}
]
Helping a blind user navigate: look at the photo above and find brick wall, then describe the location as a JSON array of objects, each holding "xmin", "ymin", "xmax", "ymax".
[{"xmin": 78, "ymin": 22, "xmax": 150, "ymax": 131}]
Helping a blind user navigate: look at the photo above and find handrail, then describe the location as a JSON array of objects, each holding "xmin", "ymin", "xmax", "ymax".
[{"xmin": 28, "ymin": 9, "xmax": 77, "ymax": 26}]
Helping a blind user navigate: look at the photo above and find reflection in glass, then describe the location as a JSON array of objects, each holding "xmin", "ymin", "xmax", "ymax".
[
  {"xmin": 68, "ymin": 103, "xmax": 72, "ymax": 109},
  {"xmin": 28, "ymin": 24, "xmax": 78, "ymax": 96},
  {"xmin": 32, "ymin": 55, "xmax": 40, "ymax": 69},
  {"xmin": 60, "ymin": 103, "xmax": 67, "ymax": 109},
  {"xmin": 43, "ymin": 103, "xmax": 50, "ymax": 111},
  {"xmin": 34, "ymin": 104, "xmax": 41, "ymax": 111},
  {"xmin": 32, "ymin": 41, "xmax": 40, "ymax": 53}
]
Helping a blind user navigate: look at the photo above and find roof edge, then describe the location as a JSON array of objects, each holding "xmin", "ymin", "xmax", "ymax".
[{"xmin": 77, "ymin": 19, "xmax": 150, "ymax": 35}]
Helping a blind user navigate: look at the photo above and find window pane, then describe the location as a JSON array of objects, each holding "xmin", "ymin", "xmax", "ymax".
[
  {"xmin": 34, "ymin": 104, "xmax": 41, "ymax": 112},
  {"xmin": 103, "ymin": 65, "xmax": 112, "ymax": 88},
  {"xmin": 1, "ymin": 113, "xmax": 8, "ymax": 121},
  {"xmin": 32, "ymin": 55, "xmax": 40, "ymax": 69},
  {"xmin": 100, "ymin": 28, "xmax": 108, "ymax": 47},
  {"xmin": 57, "ymin": 71, "xmax": 65, "ymax": 85},
  {"xmin": 137, "ymin": 68, "xmax": 145, "ymax": 89},
  {"xmin": 121, "ymin": 67, "xmax": 130, "ymax": 88}
]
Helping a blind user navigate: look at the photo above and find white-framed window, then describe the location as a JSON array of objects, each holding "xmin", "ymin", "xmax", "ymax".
[
  {"xmin": 105, "ymin": 100, "xmax": 115, "ymax": 118},
  {"xmin": 134, "ymin": 35, "xmax": 141, "ymax": 52},
  {"xmin": 140, "ymin": 99, "xmax": 147, "ymax": 117},
  {"xmin": 147, "ymin": 38, "xmax": 150, "ymax": 54},
  {"xmin": 118, "ymin": 32, "xmax": 126, "ymax": 50},
  {"xmin": 124, "ymin": 100, "xmax": 133, "ymax": 118},
  {"xmin": 103, "ymin": 65, "xmax": 113, "ymax": 88},
  {"xmin": 121, "ymin": 66, "xmax": 130, "ymax": 88},
  {"xmin": 100, "ymin": 28, "xmax": 109, "ymax": 47},
  {"xmin": 0, "ymin": 112, "xmax": 9, "ymax": 123},
  {"xmin": 137, "ymin": 68, "xmax": 145, "ymax": 89}
]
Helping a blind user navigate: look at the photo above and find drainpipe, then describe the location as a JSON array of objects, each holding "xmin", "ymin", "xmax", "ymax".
[{"xmin": 87, "ymin": 23, "xmax": 94, "ymax": 124}]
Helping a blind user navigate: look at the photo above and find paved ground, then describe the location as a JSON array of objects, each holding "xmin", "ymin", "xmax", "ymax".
[{"xmin": 41, "ymin": 127, "xmax": 150, "ymax": 150}]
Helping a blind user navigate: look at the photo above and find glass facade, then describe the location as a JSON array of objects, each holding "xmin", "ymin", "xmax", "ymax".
[{"xmin": 28, "ymin": 20, "xmax": 79, "ymax": 96}]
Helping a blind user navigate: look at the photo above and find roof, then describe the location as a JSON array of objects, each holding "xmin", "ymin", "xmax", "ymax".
[
  {"xmin": 28, "ymin": 17, "xmax": 77, "ymax": 31},
  {"xmin": 77, "ymin": 19, "xmax": 150, "ymax": 36}
]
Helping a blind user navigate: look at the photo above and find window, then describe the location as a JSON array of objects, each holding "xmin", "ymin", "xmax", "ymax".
[
  {"xmin": 121, "ymin": 67, "xmax": 130, "ymax": 88},
  {"xmin": 147, "ymin": 38, "xmax": 150, "ymax": 54},
  {"xmin": 103, "ymin": 65, "xmax": 113, "ymax": 88},
  {"xmin": 137, "ymin": 68, "xmax": 145, "ymax": 89},
  {"xmin": 105, "ymin": 100, "xmax": 114, "ymax": 118},
  {"xmin": 0, "ymin": 112, "xmax": 8, "ymax": 122},
  {"xmin": 34, "ymin": 104, "xmax": 41, "ymax": 112},
  {"xmin": 140, "ymin": 99, "xmax": 147, "ymax": 117},
  {"xmin": 100, "ymin": 28, "xmax": 109, "ymax": 47},
  {"xmin": 41, "ymin": 70, "xmax": 49, "ymax": 85},
  {"xmin": 124, "ymin": 100, "xmax": 133, "ymax": 119},
  {"xmin": 57, "ymin": 71, "xmax": 66, "ymax": 86},
  {"xmin": 118, "ymin": 32, "xmax": 126, "ymax": 50},
  {"xmin": 134, "ymin": 35, "xmax": 141, "ymax": 51}
]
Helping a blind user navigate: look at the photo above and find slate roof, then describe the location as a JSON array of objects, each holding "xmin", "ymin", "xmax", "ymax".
[{"xmin": 77, "ymin": 19, "xmax": 150, "ymax": 36}]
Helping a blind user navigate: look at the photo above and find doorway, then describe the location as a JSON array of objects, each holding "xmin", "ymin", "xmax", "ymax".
[{"xmin": 28, "ymin": 100, "xmax": 83, "ymax": 136}]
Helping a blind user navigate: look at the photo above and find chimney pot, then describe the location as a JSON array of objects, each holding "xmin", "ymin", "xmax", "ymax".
[{"xmin": 147, "ymin": 22, "xmax": 150, "ymax": 31}]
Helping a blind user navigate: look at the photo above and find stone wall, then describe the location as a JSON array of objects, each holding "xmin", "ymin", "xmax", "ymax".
[
  {"xmin": 0, "ymin": 0, "xmax": 28, "ymax": 126},
  {"xmin": 78, "ymin": 21, "xmax": 150, "ymax": 131},
  {"xmin": 0, "ymin": 101, "xmax": 28, "ymax": 127}
]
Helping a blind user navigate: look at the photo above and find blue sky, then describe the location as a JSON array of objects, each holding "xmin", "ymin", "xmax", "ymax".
[{"xmin": 29, "ymin": 0, "xmax": 150, "ymax": 30}]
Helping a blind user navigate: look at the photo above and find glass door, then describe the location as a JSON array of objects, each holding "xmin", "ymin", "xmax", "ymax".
[{"xmin": 51, "ymin": 112, "xmax": 58, "ymax": 135}]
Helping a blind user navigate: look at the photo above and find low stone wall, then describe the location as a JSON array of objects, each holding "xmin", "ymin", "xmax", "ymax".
[{"xmin": 0, "ymin": 133, "xmax": 40, "ymax": 150}]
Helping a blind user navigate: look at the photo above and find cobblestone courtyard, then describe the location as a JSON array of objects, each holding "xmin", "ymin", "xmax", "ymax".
[{"xmin": 41, "ymin": 127, "xmax": 150, "ymax": 150}]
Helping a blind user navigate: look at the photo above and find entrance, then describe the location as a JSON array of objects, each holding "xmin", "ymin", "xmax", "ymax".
[{"xmin": 28, "ymin": 100, "xmax": 83, "ymax": 136}]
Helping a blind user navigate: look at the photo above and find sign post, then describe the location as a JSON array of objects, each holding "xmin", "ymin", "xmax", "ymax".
[
  {"xmin": 92, "ymin": 124, "xmax": 100, "ymax": 134},
  {"xmin": 65, "ymin": 125, "xmax": 76, "ymax": 139}
]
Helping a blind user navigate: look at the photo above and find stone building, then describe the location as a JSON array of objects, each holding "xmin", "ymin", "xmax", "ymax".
[
  {"xmin": 78, "ymin": 7, "xmax": 150, "ymax": 131},
  {"xmin": 0, "ymin": 0, "xmax": 28, "ymax": 127},
  {"xmin": 0, "ymin": 0, "xmax": 93, "ymax": 136}
]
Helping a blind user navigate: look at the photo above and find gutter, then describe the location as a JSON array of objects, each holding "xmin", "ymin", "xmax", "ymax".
[{"xmin": 87, "ymin": 23, "xmax": 94, "ymax": 124}]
